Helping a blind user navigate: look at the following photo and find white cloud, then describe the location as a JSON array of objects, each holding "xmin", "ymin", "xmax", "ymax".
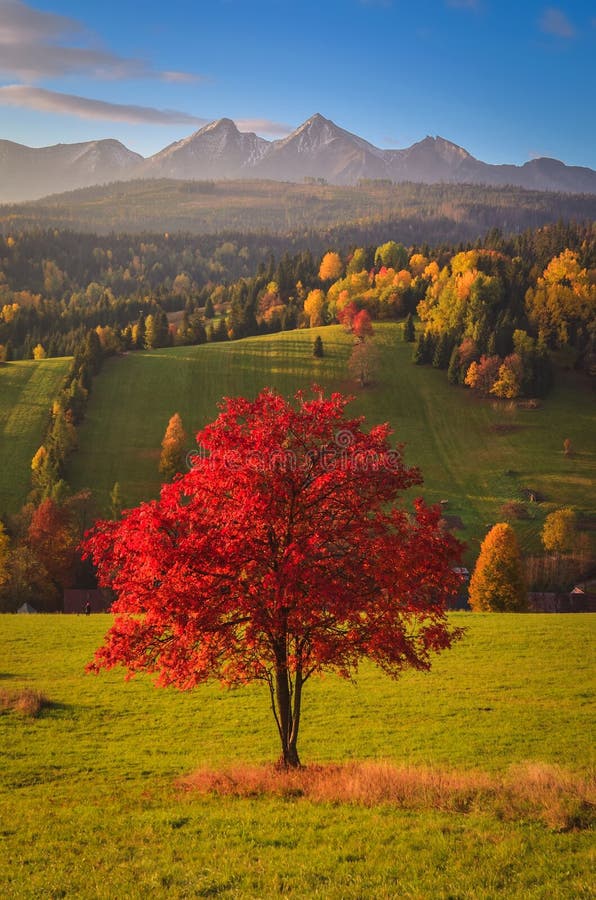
[
  {"xmin": 539, "ymin": 7, "xmax": 575, "ymax": 38},
  {"xmin": 0, "ymin": 85, "xmax": 207, "ymax": 125},
  {"xmin": 0, "ymin": 0, "xmax": 201, "ymax": 82}
]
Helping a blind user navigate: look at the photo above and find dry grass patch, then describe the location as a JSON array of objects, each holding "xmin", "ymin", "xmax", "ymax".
[
  {"xmin": 0, "ymin": 687, "xmax": 50, "ymax": 717},
  {"xmin": 180, "ymin": 761, "xmax": 595, "ymax": 832}
]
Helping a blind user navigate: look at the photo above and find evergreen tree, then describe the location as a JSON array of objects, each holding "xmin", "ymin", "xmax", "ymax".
[
  {"xmin": 313, "ymin": 335, "xmax": 324, "ymax": 358},
  {"xmin": 403, "ymin": 313, "xmax": 415, "ymax": 343},
  {"xmin": 447, "ymin": 346, "xmax": 461, "ymax": 384},
  {"xmin": 110, "ymin": 482, "xmax": 123, "ymax": 520},
  {"xmin": 413, "ymin": 333, "xmax": 427, "ymax": 365}
]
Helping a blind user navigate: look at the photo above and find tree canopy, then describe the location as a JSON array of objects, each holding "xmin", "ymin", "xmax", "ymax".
[{"xmin": 84, "ymin": 388, "xmax": 463, "ymax": 767}]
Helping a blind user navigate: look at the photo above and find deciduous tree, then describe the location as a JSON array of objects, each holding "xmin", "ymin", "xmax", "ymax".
[
  {"xmin": 159, "ymin": 413, "xmax": 188, "ymax": 481},
  {"xmin": 541, "ymin": 508, "xmax": 577, "ymax": 554},
  {"xmin": 318, "ymin": 251, "xmax": 342, "ymax": 282},
  {"xmin": 469, "ymin": 523, "xmax": 526, "ymax": 611},
  {"xmin": 84, "ymin": 389, "xmax": 463, "ymax": 768}
]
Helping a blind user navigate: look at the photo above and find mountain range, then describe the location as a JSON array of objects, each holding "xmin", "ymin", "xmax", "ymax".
[{"xmin": 1, "ymin": 113, "xmax": 595, "ymax": 202}]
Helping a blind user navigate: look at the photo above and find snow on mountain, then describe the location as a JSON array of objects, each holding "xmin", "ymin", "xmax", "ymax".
[{"xmin": 1, "ymin": 115, "xmax": 595, "ymax": 202}]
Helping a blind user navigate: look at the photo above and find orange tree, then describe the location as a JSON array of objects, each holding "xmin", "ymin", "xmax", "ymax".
[
  {"xmin": 84, "ymin": 388, "xmax": 463, "ymax": 767},
  {"xmin": 469, "ymin": 523, "xmax": 526, "ymax": 612}
]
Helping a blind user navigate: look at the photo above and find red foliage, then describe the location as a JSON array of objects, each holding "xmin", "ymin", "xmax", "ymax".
[
  {"xmin": 28, "ymin": 498, "xmax": 76, "ymax": 589},
  {"xmin": 352, "ymin": 309, "xmax": 374, "ymax": 341},
  {"xmin": 337, "ymin": 300, "xmax": 359, "ymax": 331},
  {"xmin": 84, "ymin": 388, "xmax": 463, "ymax": 765}
]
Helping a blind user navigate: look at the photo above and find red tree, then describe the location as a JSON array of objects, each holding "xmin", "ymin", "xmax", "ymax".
[
  {"xmin": 352, "ymin": 309, "xmax": 374, "ymax": 342},
  {"xmin": 84, "ymin": 389, "xmax": 463, "ymax": 767}
]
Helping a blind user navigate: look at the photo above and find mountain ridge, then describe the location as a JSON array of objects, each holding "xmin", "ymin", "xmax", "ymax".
[{"xmin": 1, "ymin": 113, "xmax": 595, "ymax": 202}]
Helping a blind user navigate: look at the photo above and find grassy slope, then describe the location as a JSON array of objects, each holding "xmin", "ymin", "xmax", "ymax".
[
  {"xmin": 69, "ymin": 324, "xmax": 596, "ymax": 557},
  {"xmin": 0, "ymin": 357, "xmax": 70, "ymax": 515},
  {"xmin": 1, "ymin": 613, "xmax": 593, "ymax": 898}
]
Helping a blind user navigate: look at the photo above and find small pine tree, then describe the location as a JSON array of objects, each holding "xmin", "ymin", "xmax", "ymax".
[
  {"xmin": 469, "ymin": 523, "xmax": 527, "ymax": 612},
  {"xmin": 110, "ymin": 482, "xmax": 123, "ymax": 520},
  {"xmin": 447, "ymin": 346, "xmax": 461, "ymax": 384},
  {"xmin": 204, "ymin": 297, "xmax": 215, "ymax": 319},
  {"xmin": 313, "ymin": 335, "xmax": 324, "ymax": 358},
  {"xmin": 413, "ymin": 333, "xmax": 427, "ymax": 365},
  {"xmin": 403, "ymin": 313, "xmax": 415, "ymax": 343}
]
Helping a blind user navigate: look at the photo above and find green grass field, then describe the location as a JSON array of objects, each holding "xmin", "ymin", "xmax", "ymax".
[
  {"xmin": 0, "ymin": 357, "xmax": 70, "ymax": 515},
  {"xmin": 69, "ymin": 324, "xmax": 596, "ymax": 558},
  {"xmin": 1, "ymin": 613, "xmax": 594, "ymax": 898}
]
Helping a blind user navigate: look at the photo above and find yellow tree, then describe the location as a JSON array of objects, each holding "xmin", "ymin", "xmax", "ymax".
[
  {"xmin": 159, "ymin": 413, "xmax": 188, "ymax": 481},
  {"xmin": 469, "ymin": 523, "xmax": 526, "ymax": 611},
  {"xmin": 33, "ymin": 343, "xmax": 47, "ymax": 360},
  {"xmin": 319, "ymin": 252, "xmax": 342, "ymax": 282},
  {"xmin": 304, "ymin": 289, "xmax": 326, "ymax": 328},
  {"xmin": 541, "ymin": 508, "xmax": 577, "ymax": 554},
  {"xmin": 525, "ymin": 250, "xmax": 596, "ymax": 346}
]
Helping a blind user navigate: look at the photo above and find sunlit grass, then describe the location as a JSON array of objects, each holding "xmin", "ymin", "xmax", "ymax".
[
  {"xmin": 69, "ymin": 324, "xmax": 596, "ymax": 557},
  {"xmin": 0, "ymin": 357, "xmax": 70, "ymax": 514},
  {"xmin": 1, "ymin": 613, "xmax": 594, "ymax": 897}
]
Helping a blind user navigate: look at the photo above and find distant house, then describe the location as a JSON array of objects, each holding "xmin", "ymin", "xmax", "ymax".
[
  {"xmin": 63, "ymin": 589, "xmax": 112, "ymax": 614},
  {"xmin": 527, "ymin": 589, "xmax": 596, "ymax": 613}
]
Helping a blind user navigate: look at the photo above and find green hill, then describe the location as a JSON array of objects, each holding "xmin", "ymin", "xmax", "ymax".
[
  {"xmin": 0, "ymin": 357, "xmax": 70, "ymax": 515},
  {"xmin": 68, "ymin": 324, "xmax": 596, "ymax": 557}
]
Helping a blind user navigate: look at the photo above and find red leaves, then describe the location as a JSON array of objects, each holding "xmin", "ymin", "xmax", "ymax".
[{"xmin": 84, "ymin": 388, "xmax": 463, "ymax": 691}]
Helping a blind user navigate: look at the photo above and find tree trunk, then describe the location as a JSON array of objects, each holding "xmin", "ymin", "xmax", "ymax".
[{"xmin": 274, "ymin": 652, "xmax": 302, "ymax": 768}]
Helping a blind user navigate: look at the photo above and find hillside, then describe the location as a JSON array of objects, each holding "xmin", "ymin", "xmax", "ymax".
[
  {"xmin": 2, "ymin": 179, "xmax": 595, "ymax": 238},
  {"xmin": 67, "ymin": 324, "xmax": 596, "ymax": 557},
  {"xmin": 0, "ymin": 358, "xmax": 70, "ymax": 515}
]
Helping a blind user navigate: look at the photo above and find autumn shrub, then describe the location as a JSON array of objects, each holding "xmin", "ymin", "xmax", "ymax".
[
  {"xmin": 180, "ymin": 761, "xmax": 594, "ymax": 831},
  {"xmin": 0, "ymin": 688, "xmax": 49, "ymax": 717}
]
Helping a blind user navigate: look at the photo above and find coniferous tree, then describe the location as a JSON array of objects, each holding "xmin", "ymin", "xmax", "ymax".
[
  {"xmin": 403, "ymin": 313, "xmax": 415, "ymax": 343},
  {"xmin": 313, "ymin": 335, "xmax": 324, "ymax": 358}
]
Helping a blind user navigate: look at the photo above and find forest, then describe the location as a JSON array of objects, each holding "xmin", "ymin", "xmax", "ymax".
[{"xmin": 0, "ymin": 219, "xmax": 593, "ymax": 361}]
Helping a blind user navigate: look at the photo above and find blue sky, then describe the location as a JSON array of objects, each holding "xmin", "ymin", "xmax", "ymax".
[{"xmin": 0, "ymin": 0, "xmax": 594, "ymax": 167}]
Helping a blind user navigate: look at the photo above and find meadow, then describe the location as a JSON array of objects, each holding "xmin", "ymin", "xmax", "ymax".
[
  {"xmin": 1, "ymin": 612, "xmax": 594, "ymax": 898},
  {"xmin": 68, "ymin": 323, "xmax": 596, "ymax": 557},
  {"xmin": 0, "ymin": 357, "xmax": 70, "ymax": 516}
]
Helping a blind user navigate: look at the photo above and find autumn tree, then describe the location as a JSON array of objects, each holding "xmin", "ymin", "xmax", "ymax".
[
  {"xmin": 159, "ymin": 413, "xmax": 188, "ymax": 481},
  {"xmin": 27, "ymin": 499, "xmax": 77, "ymax": 607},
  {"xmin": 318, "ymin": 251, "xmax": 342, "ymax": 282},
  {"xmin": 469, "ymin": 523, "xmax": 527, "ymax": 612},
  {"xmin": 303, "ymin": 289, "xmax": 325, "ymax": 328},
  {"xmin": 541, "ymin": 508, "xmax": 577, "ymax": 554},
  {"xmin": 352, "ymin": 309, "xmax": 374, "ymax": 342},
  {"xmin": 84, "ymin": 389, "xmax": 463, "ymax": 768},
  {"xmin": 525, "ymin": 250, "xmax": 596, "ymax": 347},
  {"xmin": 348, "ymin": 340, "xmax": 379, "ymax": 387},
  {"xmin": 0, "ymin": 521, "xmax": 10, "ymax": 591}
]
